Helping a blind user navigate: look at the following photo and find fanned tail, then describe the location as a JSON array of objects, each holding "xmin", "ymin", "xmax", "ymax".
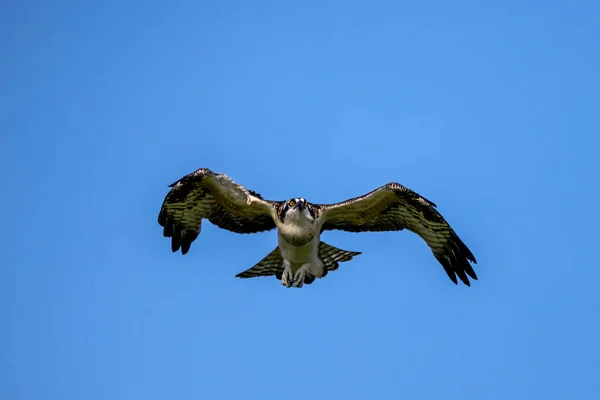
[
  {"xmin": 235, "ymin": 247, "xmax": 284, "ymax": 279},
  {"xmin": 235, "ymin": 242, "xmax": 362, "ymax": 286},
  {"xmin": 318, "ymin": 241, "xmax": 362, "ymax": 278}
]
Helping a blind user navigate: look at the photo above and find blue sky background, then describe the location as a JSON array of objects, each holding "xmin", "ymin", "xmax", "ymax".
[{"xmin": 2, "ymin": 1, "xmax": 599, "ymax": 399}]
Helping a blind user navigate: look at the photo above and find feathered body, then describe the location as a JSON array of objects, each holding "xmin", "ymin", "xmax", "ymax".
[{"xmin": 157, "ymin": 168, "xmax": 478, "ymax": 288}]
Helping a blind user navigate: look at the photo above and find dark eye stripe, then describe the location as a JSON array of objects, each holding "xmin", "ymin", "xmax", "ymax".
[{"xmin": 306, "ymin": 203, "xmax": 316, "ymax": 218}]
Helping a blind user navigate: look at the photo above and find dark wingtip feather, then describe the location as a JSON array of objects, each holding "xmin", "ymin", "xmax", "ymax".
[
  {"xmin": 437, "ymin": 256, "xmax": 459, "ymax": 285},
  {"xmin": 454, "ymin": 267, "xmax": 471, "ymax": 286},
  {"xmin": 434, "ymin": 240, "xmax": 477, "ymax": 286},
  {"xmin": 463, "ymin": 247, "xmax": 477, "ymax": 264},
  {"xmin": 454, "ymin": 235, "xmax": 477, "ymax": 264},
  {"xmin": 171, "ymin": 229, "xmax": 181, "ymax": 253},
  {"xmin": 161, "ymin": 214, "xmax": 174, "ymax": 237},
  {"xmin": 180, "ymin": 231, "xmax": 198, "ymax": 255},
  {"xmin": 157, "ymin": 206, "xmax": 171, "ymax": 228},
  {"xmin": 436, "ymin": 232, "xmax": 479, "ymax": 286},
  {"xmin": 163, "ymin": 223, "xmax": 173, "ymax": 238},
  {"xmin": 180, "ymin": 242, "xmax": 190, "ymax": 255},
  {"xmin": 463, "ymin": 262, "xmax": 478, "ymax": 281},
  {"xmin": 160, "ymin": 215, "xmax": 197, "ymax": 255}
]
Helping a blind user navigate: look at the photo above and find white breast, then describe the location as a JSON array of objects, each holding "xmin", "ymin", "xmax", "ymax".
[
  {"xmin": 276, "ymin": 211, "xmax": 320, "ymax": 264},
  {"xmin": 278, "ymin": 232, "xmax": 319, "ymax": 264}
]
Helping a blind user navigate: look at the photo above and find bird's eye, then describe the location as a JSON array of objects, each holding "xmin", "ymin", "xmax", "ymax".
[{"xmin": 289, "ymin": 200, "xmax": 296, "ymax": 207}]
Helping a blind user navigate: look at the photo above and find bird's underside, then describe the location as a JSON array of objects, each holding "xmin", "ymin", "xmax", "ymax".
[
  {"xmin": 235, "ymin": 242, "xmax": 362, "ymax": 288},
  {"xmin": 157, "ymin": 167, "xmax": 479, "ymax": 288}
]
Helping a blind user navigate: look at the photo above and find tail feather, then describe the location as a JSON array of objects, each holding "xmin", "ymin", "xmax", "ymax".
[
  {"xmin": 234, "ymin": 242, "xmax": 362, "ymax": 285},
  {"xmin": 318, "ymin": 242, "xmax": 362, "ymax": 278},
  {"xmin": 235, "ymin": 247, "xmax": 284, "ymax": 279}
]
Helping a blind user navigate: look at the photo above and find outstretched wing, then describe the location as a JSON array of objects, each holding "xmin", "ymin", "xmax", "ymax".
[
  {"xmin": 316, "ymin": 183, "xmax": 478, "ymax": 286},
  {"xmin": 158, "ymin": 168, "xmax": 279, "ymax": 255}
]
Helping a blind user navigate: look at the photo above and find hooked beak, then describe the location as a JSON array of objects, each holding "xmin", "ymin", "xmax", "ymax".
[{"xmin": 296, "ymin": 201, "xmax": 305, "ymax": 210}]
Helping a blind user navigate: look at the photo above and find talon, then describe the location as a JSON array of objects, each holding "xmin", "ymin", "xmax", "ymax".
[
  {"xmin": 281, "ymin": 265, "xmax": 294, "ymax": 288},
  {"xmin": 293, "ymin": 266, "xmax": 307, "ymax": 288}
]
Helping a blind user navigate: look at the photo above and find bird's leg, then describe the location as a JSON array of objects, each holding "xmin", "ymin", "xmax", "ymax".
[
  {"xmin": 292, "ymin": 263, "xmax": 311, "ymax": 288},
  {"xmin": 281, "ymin": 259, "xmax": 294, "ymax": 288}
]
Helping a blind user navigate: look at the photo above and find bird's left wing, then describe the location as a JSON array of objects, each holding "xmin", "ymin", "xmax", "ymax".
[
  {"xmin": 158, "ymin": 168, "xmax": 279, "ymax": 255},
  {"xmin": 315, "ymin": 183, "xmax": 478, "ymax": 286}
]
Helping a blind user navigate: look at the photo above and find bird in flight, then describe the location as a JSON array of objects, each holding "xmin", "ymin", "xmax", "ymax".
[{"xmin": 158, "ymin": 168, "xmax": 478, "ymax": 288}]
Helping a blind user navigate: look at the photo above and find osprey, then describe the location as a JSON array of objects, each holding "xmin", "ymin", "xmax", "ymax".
[{"xmin": 157, "ymin": 168, "xmax": 478, "ymax": 288}]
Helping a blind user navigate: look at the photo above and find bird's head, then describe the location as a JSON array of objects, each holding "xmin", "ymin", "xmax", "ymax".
[{"xmin": 281, "ymin": 197, "xmax": 315, "ymax": 222}]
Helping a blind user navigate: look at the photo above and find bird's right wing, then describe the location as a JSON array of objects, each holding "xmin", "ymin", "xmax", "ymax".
[{"xmin": 158, "ymin": 168, "xmax": 280, "ymax": 255}]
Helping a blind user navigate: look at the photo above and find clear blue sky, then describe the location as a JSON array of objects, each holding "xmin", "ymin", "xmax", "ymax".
[{"xmin": 2, "ymin": 1, "xmax": 599, "ymax": 399}]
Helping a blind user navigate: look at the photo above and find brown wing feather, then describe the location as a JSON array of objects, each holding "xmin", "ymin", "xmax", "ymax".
[
  {"xmin": 317, "ymin": 183, "xmax": 478, "ymax": 286},
  {"xmin": 157, "ymin": 168, "xmax": 279, "ymax": 255}
]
